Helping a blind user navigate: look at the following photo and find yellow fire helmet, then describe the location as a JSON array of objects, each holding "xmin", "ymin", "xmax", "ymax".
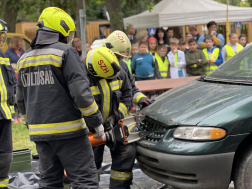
[
  {"xmin": 0, "ymin": 19, "xmax": 7, "ymax": 51},
  {"xmin": 86, "ymin": 47, "xmax": 120, "ymax": 79},
  {"xmin": 37, "ymin": 7, "xmax": 75, "ymax": 45},
  {"xmin": 102, "ymin": 30, "xmax": 131, "ymax": 58}
]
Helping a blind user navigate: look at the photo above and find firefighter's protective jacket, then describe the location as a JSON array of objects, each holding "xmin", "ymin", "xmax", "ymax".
[
  {"xmin": 16, "ymin": 30, "xmax": 103, "ymax": 141},
  {"xmin": 85, "ymin": 65, "xmax": 132, "ymax": 123},
  {"xmin": 0, "ymin": 51, "xmax": 16, "ymax": 120},
  {"xmin": 119, "ymin": 60, "xmax": 147, "ymax": 105}
]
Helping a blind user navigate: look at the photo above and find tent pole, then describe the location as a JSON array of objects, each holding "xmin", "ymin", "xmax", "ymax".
[{"xmin": 226, "ymin": 0, "xmax": 230, "ymax": 43}]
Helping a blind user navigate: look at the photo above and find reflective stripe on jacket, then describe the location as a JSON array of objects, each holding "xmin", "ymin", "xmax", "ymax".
[
  {"xmin": 16, "ymin": 30, "xmax": 102, "ymax": 141},
  {"xmin": 225, "ymin": 44, "xmax": 243, "ymax": 60},
  {"xmin": 87, "ymin": 66, "xmax": 132, "ymax": 123},
  {"xmin": 203, "ymin": 48, "xmax": 219, "ymax": 75},
  {"xmin": 156, "ymin": 55, "xmax": 169, "ymax": 78},
  {"xmin": 0, "ymin": 52, "xmax": 16, "ymax": 120}
]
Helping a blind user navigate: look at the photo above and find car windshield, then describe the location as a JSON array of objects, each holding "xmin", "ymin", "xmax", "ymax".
[{"xmin": 205, "ymin": 44, "xmax": 252, "ymax": 84}]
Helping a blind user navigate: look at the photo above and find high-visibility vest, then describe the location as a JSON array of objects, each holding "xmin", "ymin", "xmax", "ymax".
[
  {"xmin": 225, "ymin": 44, "xmax": 243, "ymax": 60},
  {"xmin": 122, "ymin": 59, "xmax": 132, "ymax": 74},
  {"xmin": 203, "ymin": 48, "xmax": 219, "ymax": 75},
  {"xmin": 156, "ymin": 54, "xmax": 169, "ymax": 78}
]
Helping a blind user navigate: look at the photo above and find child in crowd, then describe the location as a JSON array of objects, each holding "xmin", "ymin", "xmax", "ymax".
[
  {"xmin": 131, "ymin": 41, "xmax": 155, "ymax": 81},
  {"xmin": 123, "ymin": 56, "xmax": 132, "ymax": 74},
  {"xmin": 86, "ymin": 42, "xmax": 91, "ymax": 54},
  {"xmin": 179, "ymin": 39, "xmax": 189, "ymax": 54},
  {"xmin": 148, "ymin": 37, "xmax": 158, "ymax": 61},
  {"xmin": 131, "ymin": 43, "xmax": 139, "ymax": 58},
  {"xmin": 239, "ymin": 34, "xmax": 247, "ymax": 48},
  {"xmin": 154, "ymin": 45, "xmax": 170, "ymax": 79},
  {"xmin": 11, "ymin": 64, "xmax": 23, "ymax": 124},
  {"xmin": 186, "ymin": 38, "xmax": 207, "ymax": 76},
  {"xmin": 203, "ymin": 35, "xmax": 223, "ymax": 75},
  {"xmin": 168, "ymin": 38, "xmax": 187, "ymax": 78}
]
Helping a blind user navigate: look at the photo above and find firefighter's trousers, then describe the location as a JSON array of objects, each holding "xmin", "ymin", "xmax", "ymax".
[
  {"xmin": 0, "ymin": 120, "xmax": 12, "ymax": 189},
  {"xmin": 93, "ymin": 142, "xmax": 136, "ymax": 189},
  {"xmin": 35, "ymin": 135, "xmax": 98, "ymax": 189}
]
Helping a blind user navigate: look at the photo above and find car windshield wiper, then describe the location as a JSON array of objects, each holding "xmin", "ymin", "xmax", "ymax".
[{"xmin": 204, "ymin": 76, "xmax": 252, "ymax": 85}]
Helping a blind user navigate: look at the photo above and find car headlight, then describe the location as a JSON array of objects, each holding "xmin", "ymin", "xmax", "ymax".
[{"xmin": 173, "ymin": 127, "xmax": 226, "ymax": 141}]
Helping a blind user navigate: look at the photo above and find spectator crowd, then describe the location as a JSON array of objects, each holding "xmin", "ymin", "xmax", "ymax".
[{"xmin": 122, "ymin": 21, "xmax": 247, "ymax": 83}]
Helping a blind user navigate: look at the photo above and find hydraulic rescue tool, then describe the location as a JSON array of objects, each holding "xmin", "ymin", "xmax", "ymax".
[
  {"xmin": 88, "ymin": 115, "xmax": 151, "ymax": 150},
  {"xmin": 64, "ymin": 115, "xmax": 151, "ymax": 177}
]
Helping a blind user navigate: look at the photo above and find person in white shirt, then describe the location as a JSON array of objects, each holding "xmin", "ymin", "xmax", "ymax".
[{"xmin": 168, "ymin": 38, "xmax": 187, "ymax": 78}]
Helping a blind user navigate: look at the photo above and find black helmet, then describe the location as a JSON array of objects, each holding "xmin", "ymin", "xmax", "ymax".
[{"xmin": 0, "ymin": 19, "xmax": 7, "ymax": 51}]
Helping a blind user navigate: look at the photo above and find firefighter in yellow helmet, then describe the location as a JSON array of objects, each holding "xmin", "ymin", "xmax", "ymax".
[
  {"xmin": 85, "ymin": 47, "xmax": 134, "ymax": 189},
  {"xmin": 0, "ymin": 19, "xmax": 16, "ymax": 189},
  {"xmin": 101, "ymin": 30, "xmax": 153, "ymax": 109},
  {"xmin": 16, "ymin": 7, "xmax": 103, "ymax": 188}
]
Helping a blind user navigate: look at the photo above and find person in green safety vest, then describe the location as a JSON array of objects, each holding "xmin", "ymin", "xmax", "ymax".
[
  {"xmin": 203, "ymin": 35, "xmax": 223, "ymax": 75},
  {"xmin": 168, "ymin": 38, "xmax": 187, "ymax": 78},
  {"xmin": 222, "ymin": 33, "xmax": 243, "ymax": 62},
  {"xmin": 154, "ymin": 44, "xmax": 170, "ymax": 79},
  {"xmin": 122, "ymin": 56, "xmax": 132, "ymax": 74}
]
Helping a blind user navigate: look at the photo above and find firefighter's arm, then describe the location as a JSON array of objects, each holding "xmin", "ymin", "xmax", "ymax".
[
  {"xmin": 118, "ymin": 70, "xmax": 132, "ymax": 118},
  {"xmin": 62, "ymin": 48, "xmax": 103, "ymax": 128},
  {"xmin": 119, "ymin": 60, "xmax": 147, "ymax": 106}
]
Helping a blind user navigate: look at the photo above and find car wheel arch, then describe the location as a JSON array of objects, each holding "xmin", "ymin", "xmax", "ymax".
[{"xmin": 231, "ymin": 132, "xmax": 252, "ymax": 181}]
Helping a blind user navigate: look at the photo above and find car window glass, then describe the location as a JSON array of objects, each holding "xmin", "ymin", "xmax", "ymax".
[{"xmin": 206, "ymin": 45, "xmax": 252, "ymax": 83}]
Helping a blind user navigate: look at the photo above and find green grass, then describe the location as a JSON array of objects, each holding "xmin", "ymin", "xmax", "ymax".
[{"xmin": 12, "ymin": 122, "xmax": 37, "ymax": 154}]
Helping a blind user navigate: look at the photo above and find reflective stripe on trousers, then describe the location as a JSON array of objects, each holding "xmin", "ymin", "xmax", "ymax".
[
  {"xmin": 110, "ymin": 170, "xmax": 133, "ymax": 181},
  {"xmin": 29, "ymin": 118, "xmax": 86, "ymax": 135},
  {"xmin": 0, "ymin": 178, "xmax": 9, "ymax": 187}
]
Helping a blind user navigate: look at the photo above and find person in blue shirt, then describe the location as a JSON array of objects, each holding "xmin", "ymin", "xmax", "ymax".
[
  {"xmin": 203, "ymin": 35, "xmax": 223, "ymax": 75},
  {"xmin": 5, "ymin": 36, "xmax": 25, "ymax": 64},
  {"xmin": 131, "ymin": 41, "xmax": 155, "ymax": 81},
  {"xmin": 198, "ymin": 21, "xmax": 225, "ymax": 50}
]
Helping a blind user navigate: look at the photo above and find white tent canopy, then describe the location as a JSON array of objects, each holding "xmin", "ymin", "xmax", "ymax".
[{"xmin": 123, "ymin": 0, "xmax": 252, "ymax": 29}]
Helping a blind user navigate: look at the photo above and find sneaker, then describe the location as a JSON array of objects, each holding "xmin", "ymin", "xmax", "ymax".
[
  {"xmin": 18, "ymin": 118, "xmax": 23, "ymax": 123},
  {"xmin": 13, "ymin": 118, "xmax": 18, "ymax": 124}
]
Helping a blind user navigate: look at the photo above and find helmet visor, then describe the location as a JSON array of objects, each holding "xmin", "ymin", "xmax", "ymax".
[
  {"xmin": 0, "ymin": 31, "xmax": 7, "ymax": 50},
  {"xmin": 67, "ymin": 31, "xmax": 75, "ymax": 46}
]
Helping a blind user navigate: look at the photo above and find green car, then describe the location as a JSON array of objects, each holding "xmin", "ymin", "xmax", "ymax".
[{"xmin": 137, "ymin": 45, "xmax": 252, "ymax": 189}]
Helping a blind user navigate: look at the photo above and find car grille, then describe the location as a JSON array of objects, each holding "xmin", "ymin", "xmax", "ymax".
[{"xmin": 136, "ymin": 117, "xmax": 169, "ymax": 143}]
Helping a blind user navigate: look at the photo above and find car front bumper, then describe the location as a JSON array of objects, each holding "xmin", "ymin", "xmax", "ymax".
[{"xmin": 137, "ymin": 145, "xmax": 234, "ymax": 189}]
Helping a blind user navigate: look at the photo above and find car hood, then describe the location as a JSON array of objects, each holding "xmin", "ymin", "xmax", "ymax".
[{"xmin": 141, "ymin": 80, "xmax": 252, "ymax": 126}]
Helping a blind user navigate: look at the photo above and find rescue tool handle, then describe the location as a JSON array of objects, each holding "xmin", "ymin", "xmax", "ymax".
[
  {"xmin": 118, "ymin": 119, "xmax": 128, "ymax": 145},
  {"xmin": 88, "ymin": 133, "xmax": 107, "ymax": 147}
]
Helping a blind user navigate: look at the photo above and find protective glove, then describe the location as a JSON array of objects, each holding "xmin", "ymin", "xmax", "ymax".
[
  {"xmin": 138, "ymin": 97, "xmax": 154, "ymax": 109},
  {"xmin": 93, "ymin": 124, "xmax": 104, "ymax": 139}
]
